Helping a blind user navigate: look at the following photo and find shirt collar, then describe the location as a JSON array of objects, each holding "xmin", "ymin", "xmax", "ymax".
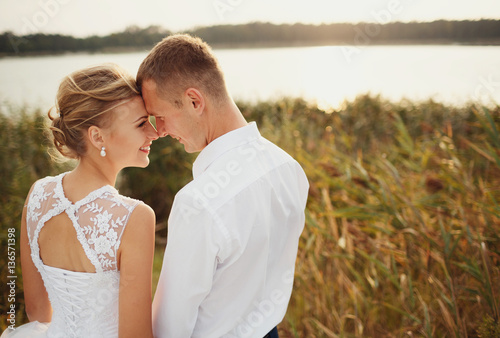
[{"xmin": 193, "ymin": 122, "xmax": 260, "ymax": 179}]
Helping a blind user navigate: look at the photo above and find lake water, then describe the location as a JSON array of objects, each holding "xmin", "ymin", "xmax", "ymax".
[{"xmin": 1, "ymin": 45, "xmax": 499, "ymax": 111}]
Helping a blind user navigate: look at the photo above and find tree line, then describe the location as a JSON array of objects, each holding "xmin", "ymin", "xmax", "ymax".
[{"xmin": 1, "ymin": 20, "xmax": 499, "ymax": 55}]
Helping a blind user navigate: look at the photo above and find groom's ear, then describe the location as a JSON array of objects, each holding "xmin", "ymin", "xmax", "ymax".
[{"xmin": 185, "ymin": 88, "xmax": 205, "ymax": 115}]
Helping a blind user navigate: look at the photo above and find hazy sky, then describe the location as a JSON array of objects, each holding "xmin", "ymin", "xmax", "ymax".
[{"xmin": 1, "ymin": 0, "xmax": 499, "ymax": 37}]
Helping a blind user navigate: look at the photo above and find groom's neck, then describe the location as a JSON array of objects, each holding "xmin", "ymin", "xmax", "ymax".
[{"xmin": 205, "ymin": 99, "xmax": 248, "ymax": 146}]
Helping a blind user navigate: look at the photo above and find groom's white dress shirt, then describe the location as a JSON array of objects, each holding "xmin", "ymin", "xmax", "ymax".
[{"xmin": 152, "ymin": 122, "xmax": 309, "ymax": 338}]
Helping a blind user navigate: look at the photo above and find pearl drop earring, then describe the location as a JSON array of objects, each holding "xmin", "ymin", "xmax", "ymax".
[{"xmin": 100, "ymin": 146, "xmax": 106, "ymax": 157}]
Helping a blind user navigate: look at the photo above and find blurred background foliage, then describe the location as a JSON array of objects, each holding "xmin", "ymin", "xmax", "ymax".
[{"xmin": 1, "ymin": 95, "xmax": 499, "ymax": 336}]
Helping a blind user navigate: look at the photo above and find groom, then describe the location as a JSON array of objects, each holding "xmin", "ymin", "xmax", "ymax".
[{"xmin": 137, "ymin": 34, "xmax": 309, "ymax": 338}]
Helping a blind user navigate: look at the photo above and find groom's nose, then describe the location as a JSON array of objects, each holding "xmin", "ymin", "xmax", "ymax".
[{"xmin": 157, "ymin": 123, "xmax": 168, "ymax": 138}]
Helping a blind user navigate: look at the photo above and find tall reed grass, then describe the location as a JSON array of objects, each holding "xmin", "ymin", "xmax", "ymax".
[
  {"xmin": 1, "ymin": 95, "xmax": 498, "ymax": 336},
  {"xmin": 248, "ymin": 96, "xmax": 500, "ymax": 337}
]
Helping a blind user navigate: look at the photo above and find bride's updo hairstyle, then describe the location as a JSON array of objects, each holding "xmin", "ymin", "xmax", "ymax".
[{"xmin": 48, "ymin": 63, "xmax": 139, "ymax": 159}]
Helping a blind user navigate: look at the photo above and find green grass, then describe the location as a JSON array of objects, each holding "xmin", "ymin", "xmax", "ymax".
[{"xmin": 1, "ymin": 95, "xmax": 499, "ymax": 337}]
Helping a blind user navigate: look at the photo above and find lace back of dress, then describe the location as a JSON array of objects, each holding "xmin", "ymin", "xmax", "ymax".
[
  {"xmin": 76, "ymin": 194, "xmax": 135, "ymax": 272},
  {"xmin": 27, "ymin": 175, "xmax": 139, "ymax": 272},
  {"xmin": 25, "ymin": 174, "xmax": 141, "ymax": 337},
  {"xmin": 26, "ymin": 179, "xmax": 57, "ymax": 254}
]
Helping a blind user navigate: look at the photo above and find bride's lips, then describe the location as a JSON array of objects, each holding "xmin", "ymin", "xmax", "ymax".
[{"xmin": 139, "ymin": 143, "xmax": 151, "ymax": 154}]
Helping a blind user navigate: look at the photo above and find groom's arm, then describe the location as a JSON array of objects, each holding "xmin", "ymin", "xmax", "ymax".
[{"xmin": 152, "ymin": 195, "xmax": 222, "ymax": 337}]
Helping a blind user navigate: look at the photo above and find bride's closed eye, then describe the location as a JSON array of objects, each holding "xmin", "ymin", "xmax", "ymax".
[{"xmin": 137, "ymin": 117, "xmax": 149, "ymax": 128}]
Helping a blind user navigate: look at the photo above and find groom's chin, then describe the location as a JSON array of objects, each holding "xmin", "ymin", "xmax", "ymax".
[
  {"xmin": 183, "ymin": 141, "xmax": 206, "ymax": 154},
  {"xmin": 184, "ymin": 146, "xmax": 202, "ymax": 154}
]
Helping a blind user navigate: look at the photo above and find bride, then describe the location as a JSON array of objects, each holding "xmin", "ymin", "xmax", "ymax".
[{"xmin": 1, "ymin": 64, "xmax": 158, "ymax": 337}]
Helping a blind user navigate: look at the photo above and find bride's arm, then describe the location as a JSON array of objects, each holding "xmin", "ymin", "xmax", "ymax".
[
  {"xmin": 118, "ymin": 203, "xmax": 156, "ymax": 338},
  {"xmin": 21, "ymin": 187, "xmax": 52, "ymax": 322}
]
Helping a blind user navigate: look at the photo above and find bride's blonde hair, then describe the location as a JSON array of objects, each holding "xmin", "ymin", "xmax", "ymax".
[{"xmin": 48, "ymin": 63, "xmax": 139, "ymax": 159}]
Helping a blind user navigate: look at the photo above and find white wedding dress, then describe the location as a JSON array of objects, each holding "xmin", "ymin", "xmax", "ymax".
[{"xmin": 1, "ymin": 172, "xmax": 142, "ymax": 338}]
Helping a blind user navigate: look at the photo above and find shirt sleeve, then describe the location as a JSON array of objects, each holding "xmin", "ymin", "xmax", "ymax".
[{"xmin": 152, "ymin": 192, "xmax": 223, "ymax": 338}]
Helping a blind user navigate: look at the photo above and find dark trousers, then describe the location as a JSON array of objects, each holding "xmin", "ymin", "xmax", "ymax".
[{"xmin": 263, "ymin": 326, "xmax": 279, "ymax": 338}]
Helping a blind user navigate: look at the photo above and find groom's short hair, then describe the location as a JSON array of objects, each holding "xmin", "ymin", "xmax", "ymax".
[{"xmin": 137, "ymin": 34, "xmax": 228, "ymax": 107}]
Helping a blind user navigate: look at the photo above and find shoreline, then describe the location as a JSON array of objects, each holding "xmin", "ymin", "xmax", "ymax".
[{"xmin": 1, "ymin": 38, "xmax": 500, "ymax": 58}]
